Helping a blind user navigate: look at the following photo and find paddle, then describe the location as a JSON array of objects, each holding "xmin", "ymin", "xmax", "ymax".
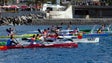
[
  {"xmin": 11, "ymin": 27, "xmax": 23, "ymax": 46},
  {"xmin": 22, "ymin": 38, "xmax": 28, "ymax": 40},
  {"xmin": 37, "ymin": 29, "xmax": 41, "ymax": 33},
  {"xmin": 107, "ymin": 24, "xmax": 111, "ymax": 31},
  {"xmin": 13, "ymin": 38, "xmax": 25, "ymax": 47},
  {"xmin": 14, "ymin": 38, "xmax": 20, "ymax": 45},
  {"xmin": 22, "ymin": 38, "xmax": 30, "ymax": 40},
  {"xmin": 90, "ymin": 25, "xmax": 96, "ymax": 34}
]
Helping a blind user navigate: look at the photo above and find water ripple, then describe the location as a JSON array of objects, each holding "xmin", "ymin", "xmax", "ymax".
[{"xmin": 0, "ymin": 25, "xmax": 112, "ymax": 63}]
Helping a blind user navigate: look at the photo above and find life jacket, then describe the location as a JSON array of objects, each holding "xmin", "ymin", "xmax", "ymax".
[
  {"xmin": 43, "ymin": 31, "xmax": 48, "ymax": 35},
  {"xmin": 6, "ymin": 39, "xmax": 12, "ymax": 46},
  {"xmin": 77, "ymin": 35, "xmax": 82, "ymax": 39},
  {"xmin": 36, "ymin": 36, "xmax": 41, "ymax": 40},
  {"xmin": 31, "ymin": 38, "xmax": 35, "ymax": 42},
  {"xmin": 77, "ymin": 33, "xmax": 83, "ymax": 39},
  {"xmin": 30, "ymin": 38, "xmax": 36, "ymax": 45},
  {"xmin": 97, "ymin": 29, "xmax": 102, "ymax": 34}
]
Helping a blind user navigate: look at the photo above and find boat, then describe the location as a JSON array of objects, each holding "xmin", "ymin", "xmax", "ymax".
[
  {"xmin": 0, "ymin": 34, "xmax": 34, "ymax": 38},
  {"xmin": 83, "ymin": 33, "xmax": 112, "ymax": 37},
  {"xmin": 1, "ymin": 28, "xmax": 111, "ymax": 39},
  {"xmin": 58, "ymin": 29, "xmax": 109, "ymax": 38},
  {"xmin": 0, "ymin": 32, "xmax": 111, "ymax": 38},
  {"xmin": 0, "ymin": 39, "xmax": 78, "ymax": 50},
  {"xmin": 72, "ymin": 37, "xmax": 99, "ymax": 43},
  {"xmin": 21, "ymin": 36, "xmax": 99, "ymax": 44},
  {"xmin": 58, "ymin": 36, "xmax": 76, "ymax": 39},
  {"xmin": 82, "ymin": 25, "xmax": 112, "ymax": 37}
]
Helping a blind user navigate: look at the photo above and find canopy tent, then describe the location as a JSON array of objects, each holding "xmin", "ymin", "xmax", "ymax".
[
  {"xmin": 20, "ymin": 5, "xmax": 29, "ymax": 9},
  {"xmin": 9, "ymin": 5, "xmax": 19, "ymax": 8},
  {"xmin": 2, "ymin": 5, "xmax": 11, "ymax": 8},
  {"xmin": 2, "ymin": 5, "xmax": 19, "ymax": 8},
  {"xmin": 2, "ymin": 5, "xmax": 19, "ymax": 13}
]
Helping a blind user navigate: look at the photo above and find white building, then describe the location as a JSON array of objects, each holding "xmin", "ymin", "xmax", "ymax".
[{"xmin": 42, "ymin": 3, "xmax": 65, "ymax": 12}]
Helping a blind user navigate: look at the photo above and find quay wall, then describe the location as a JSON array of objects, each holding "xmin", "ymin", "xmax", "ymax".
[{"xmin": 31, "ymin": 18, "xmax": 112, "ymax": 25}]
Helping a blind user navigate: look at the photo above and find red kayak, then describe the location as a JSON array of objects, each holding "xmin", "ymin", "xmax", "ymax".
[{"xmin": 0, "ymin": 42, "xmax": 78, "ymax": 50}]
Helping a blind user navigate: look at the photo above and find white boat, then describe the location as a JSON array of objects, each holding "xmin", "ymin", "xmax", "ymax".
[
  {"xmin": 58, "ymin": 35, "xmax": 77, "ymax": 39},
  {"xmin": 58, "ymin": 29, "xmax": 77, "ymax": 39},
  {"xmin": 72, "ymin": 37, "xmax": 99, "ymax": 43},
  {"xmin": 15, "ymin": 38, "xmax": 78, "ymax": 48}
]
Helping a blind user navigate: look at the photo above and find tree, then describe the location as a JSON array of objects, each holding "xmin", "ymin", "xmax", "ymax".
[
  {"xmin": 106, "ymin": 0, "xmax": 112, "ymax": 5},
  {"xmin": 100, "ymin": 0, "xmax": 112, "ymax": 5},
  {"xmin": 0, "ymin": 0, "xmax": 8, "ymax": 5}
]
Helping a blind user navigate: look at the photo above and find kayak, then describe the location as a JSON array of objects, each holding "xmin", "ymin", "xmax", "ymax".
[
  {"xmin": 0, "ymin": 43, "xmax": 78, "ymax": 50},
  {"xmin": 21, "ymin": 36, "xmax": 99, "ymax": 44},
  {"xmin": 60, "ymin": 29, "xmax": 90, "ymax": 33},
  {"xmin": 58, "ymin": 35, "xmax": 77, "ymax": 39},
  {"xmin": 0, "ymin": 40, "xmax": 78, "ymax": 50},
  {"xmin": 83, "ymin": 33, "xmax": 112, "ymax": 37},
  {"xmin": 0, "ymin": 34, "xmax": 34, "ymax": 38},
  {"xmin": 0, "ymin": 33, "xmax": 110, "ymax": 38},
  {"xmin": 72, "ymin": 37, "xmax": 99, "ymax": 43}
]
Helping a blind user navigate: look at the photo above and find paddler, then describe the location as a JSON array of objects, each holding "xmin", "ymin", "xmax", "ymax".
[
  {"xmin": 6, "ymin": 35, "xmax": 18, "ymax": 46},
  {"xmin": 97, "ymin": 28, "xmax": 102, "ymax": 34},
  {"xmin": 77, "ymin": 32, "xmax": 83, "ymax": 39},
  {"xmin": 101, "ymin": 24, "xmax": 105, "ymax": 31},
  {"xmin": 73, "ymin": 27, "xmax": 79, "ymax": 34},
  {"xmin": 97, "ymin": 25, "xmax": 105, "ymax": 33},
  {"xmin": 30, "ymin": 34, "xmax": 36, "ymax": 45},
  {"xmin": 35, "ymin": 34, "xmax": 42, "ymax": 42},
  {"xmin": 35, "ymin": 34, "xmax": 40, "ymax": 40},
  {"xmin": 6, "ymin": 27, "xmax": 14, "ymax": 36},
  {"xmin": 42, "ymin": 29, "xmax": 48, "ymax": 38}
]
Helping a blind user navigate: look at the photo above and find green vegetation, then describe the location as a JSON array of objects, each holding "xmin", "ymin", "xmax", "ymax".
[{"xmin": 106, "ymin": 0, "xmax": 112, "ymax": 5}]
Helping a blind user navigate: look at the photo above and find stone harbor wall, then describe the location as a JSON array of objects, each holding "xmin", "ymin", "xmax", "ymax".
[
  {"xmin": 0, "ymin": 18, "xmax": 112, "ymax": 26},
  {"xmin": 31, "ymin": 18, "xmax": 112, "ymax": 25}
]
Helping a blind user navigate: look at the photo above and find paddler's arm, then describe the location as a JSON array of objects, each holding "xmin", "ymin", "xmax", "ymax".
[
  {"xmin": 12, "ymin": 41, "xmax": 23, "ymax": 47},
  {"xmin": 12, "ymin": 41, "xmax": 19, "ymax": 45}
]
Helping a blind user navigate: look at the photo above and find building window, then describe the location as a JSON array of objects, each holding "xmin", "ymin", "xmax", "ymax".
[{"xmin": 75, "ymin": 10, "xmax": 89, "ymax": 15}]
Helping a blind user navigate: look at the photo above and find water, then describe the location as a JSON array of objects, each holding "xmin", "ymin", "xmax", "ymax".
[{"xmin": 0, "ymin": 25, "xmax": 112, "ymax": 63}]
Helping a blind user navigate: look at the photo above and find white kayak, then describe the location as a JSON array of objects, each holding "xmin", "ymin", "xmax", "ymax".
[
  {"xmin": 72, "ymin": 37, "xmax": 99, "ymax": 43},
  {"xmin": 58, "ymin": 36, "xmax": 77, "ymax": 39},
  {"xmin": 16, "ymin": 38, "xmax": 77, "ymax": 45}
]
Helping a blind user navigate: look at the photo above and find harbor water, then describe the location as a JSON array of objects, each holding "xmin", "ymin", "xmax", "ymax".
[{"xmin": 0, "ymin": 25, "xmax": 112, "ymax": 63}]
